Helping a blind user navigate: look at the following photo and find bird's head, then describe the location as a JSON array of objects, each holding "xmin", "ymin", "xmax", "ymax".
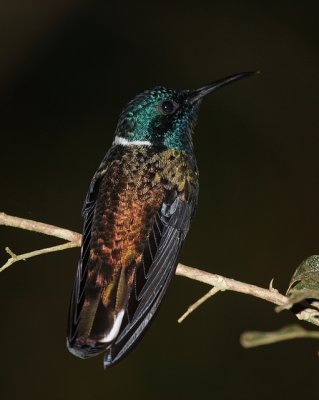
[{"xmin": 114, "ymin": 72, "xmax": 256, "ymax": 151}]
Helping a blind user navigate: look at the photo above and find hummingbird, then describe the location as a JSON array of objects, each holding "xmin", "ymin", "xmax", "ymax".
[{"xmin": 67, "ymin": 72, "xmax": 255, "ymax": 368}]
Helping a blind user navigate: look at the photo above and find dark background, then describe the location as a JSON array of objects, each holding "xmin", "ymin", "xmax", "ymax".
[{"xmin": 0, "ymin": 1, "xmax": 318, "ymax": 399}]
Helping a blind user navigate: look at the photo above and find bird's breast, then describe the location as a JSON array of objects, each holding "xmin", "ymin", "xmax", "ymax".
[{"xmin": 90, "ymin": 146, "xmax": 197, "ymax": 269}]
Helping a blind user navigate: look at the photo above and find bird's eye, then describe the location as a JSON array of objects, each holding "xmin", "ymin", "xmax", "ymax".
[{"xmin": 159, "ymin": 100, "xmax": 178, "ymax": 115}]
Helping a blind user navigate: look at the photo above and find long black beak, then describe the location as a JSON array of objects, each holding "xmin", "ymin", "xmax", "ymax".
[{"xmin": 187, "ymin": 71, "xmax": 258, "ymax": 104}]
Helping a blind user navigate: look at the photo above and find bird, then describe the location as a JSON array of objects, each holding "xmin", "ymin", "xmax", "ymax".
[{"xmin": 67, "ymin": 71, "xmax": 255, "ymax": 368}]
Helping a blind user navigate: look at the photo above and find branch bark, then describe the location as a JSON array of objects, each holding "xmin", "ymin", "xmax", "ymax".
[
  {"xmin": 0, "ymin": 212, "xmax": 81, "ymax": 243},
  {"xmin": 1, "ymin": 211, "xmax": 315, "ymax": 327},
  {"xmin": 176, "ymin": 264, "xmax": 288, "ymax": 306},
  {"xmin": 240, "ymin": 324, "xmax": 319, "ymax": 348}
]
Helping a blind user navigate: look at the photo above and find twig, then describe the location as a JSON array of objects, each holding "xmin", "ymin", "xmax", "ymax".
[
  {"xmin": 178, "ymin": 287, "xmax": 220, "ymax": 323},
  {"xmin": 0, "ymin": 212, "xmax": 81, "ymax": 243},
  {"xmin": 0, "ymin": 211, "xmax": 304, "ymax": 324},
  {"xmin": 176, "ymin": 263, "xmax": 289, "ymax": 307},
  {"xmin": 240, "ymin": 324, "xmax": 319, "ymax": 348},
  {"xmin": 0, "ymin": 242, "xmax": 80, "ymax": 273}
]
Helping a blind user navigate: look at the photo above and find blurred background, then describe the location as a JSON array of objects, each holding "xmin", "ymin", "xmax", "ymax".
[{"xmin": 0, "ymin": 1, "xmax": 318, "ymax": 399}]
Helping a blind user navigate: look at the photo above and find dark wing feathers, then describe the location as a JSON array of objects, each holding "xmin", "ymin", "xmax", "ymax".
[
  {"xmin": 104, "ymin": 257, "xmax": 177, "ymax": 367},
  {"xmin": 103, "ymin": 195, "xmax": 196, "ymax": 367},
  {"xmin": 67, "ymin": 159, "xmax": 108, "ymax": 346}
]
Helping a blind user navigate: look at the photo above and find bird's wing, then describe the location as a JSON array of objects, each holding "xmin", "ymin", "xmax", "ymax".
[
  {"xmin": 104, "ymin": 183, "xmax": 197, "ymax": 367},
  {"xmin": 67, "ymin": 153, "xmax": 110, "ymax": 353}
]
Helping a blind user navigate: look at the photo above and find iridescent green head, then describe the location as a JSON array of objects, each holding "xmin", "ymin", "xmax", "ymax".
[{"xmin": 114, "ymin": 72, "xmax": 255, "ymax": 151}]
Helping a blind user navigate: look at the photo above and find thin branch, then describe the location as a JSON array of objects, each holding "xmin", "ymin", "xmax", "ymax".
[
  {"xmin": 0, "ymin": 212, "xmax": 81, "ymax": 243},
  {"xmin": 176, "ymin": 263, "xmax": 289, "ymax": 307},
  {"xmin": 0, "ymin": 242, "xmax": 80, "ymax": 273},
  {"xmin": 178, "ymin": 287, "xmax": 220, "ymax": 323},
  {"xmin": 240, "ymin": 324, "xmax": 319, "ymax": 348},
  {"xmin": 0, "ymin": 211, "xmax": 308, "ymax": 325}
]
